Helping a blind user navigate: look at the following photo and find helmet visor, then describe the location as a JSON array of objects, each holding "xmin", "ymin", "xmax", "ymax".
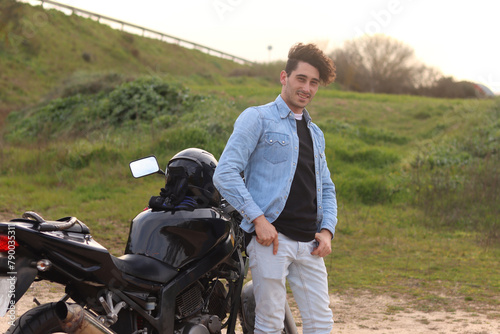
[{"xmin": 167, "ymin": 160, "xmax": 202, "ymax": 186}]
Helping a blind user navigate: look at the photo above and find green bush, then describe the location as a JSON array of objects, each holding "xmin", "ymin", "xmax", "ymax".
[
  {"xmin": 4, "ymin": 77, "xmax": 204, "ymax": 141},
  {"xmin": 98, "ymin": 77, "xmax": 195, "ymax": 125},
  {"xmin": 59, "ymin": 72, "xmax": 128, "ymax": 98}
]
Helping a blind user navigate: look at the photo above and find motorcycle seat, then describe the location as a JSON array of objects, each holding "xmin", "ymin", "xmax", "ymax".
[{"xmin": 112, "ymin": 254, "xmax": 178, "ymax": 283}]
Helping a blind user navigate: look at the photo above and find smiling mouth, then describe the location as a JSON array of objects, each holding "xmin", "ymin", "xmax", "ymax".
[{"xmin": 298, "ymin": 91, "xmax": 310, "ymax": 100}]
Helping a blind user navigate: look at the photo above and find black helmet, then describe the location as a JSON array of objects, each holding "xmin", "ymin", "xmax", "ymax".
[{"xmin": 163, "ymin": 148, "xmax": 221, "ymax": 208}]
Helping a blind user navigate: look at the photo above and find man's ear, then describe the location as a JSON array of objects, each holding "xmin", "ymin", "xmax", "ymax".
[{"xmin": 280, "ymin": 70, "xmax": 288, "ymax": 85}]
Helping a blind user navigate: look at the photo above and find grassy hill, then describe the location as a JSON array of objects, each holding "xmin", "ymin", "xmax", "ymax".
[
  {"xmin": 0, "ymin": 0, "xmax": 245, "ymax": 118},
  {"xmin": 1, "ymin": 0, "xmax": 499, "ymax": 315}
]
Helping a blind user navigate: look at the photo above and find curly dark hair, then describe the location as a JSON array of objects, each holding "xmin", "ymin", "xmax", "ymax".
[{"xmin": 285, "ymin": 43, "xmax": 336, "ymax": 85}]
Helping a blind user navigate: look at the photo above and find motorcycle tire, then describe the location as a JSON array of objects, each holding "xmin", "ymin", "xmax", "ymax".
[
  {"xmin": 239, "ymin": 281, "xmax": 290, "ymax": 334},
  {"xmin": 5, "ymin": 302, "xmax": 64, "ymax": 334},
  {"xmin": 239, "ymin": 281, "xmax": 255, "ymax": 334}
]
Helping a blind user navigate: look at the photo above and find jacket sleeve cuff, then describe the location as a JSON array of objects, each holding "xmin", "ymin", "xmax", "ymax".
[{"xmin": 238, "ymin": 201, "xmax": 264, "ymax": 225}]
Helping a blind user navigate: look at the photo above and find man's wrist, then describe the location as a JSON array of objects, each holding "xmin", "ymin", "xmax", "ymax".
[
  {"xmin": 253, "ymin": 215, "xmax": 268, "ymax": 226},
  {"xmin": 320, "ymin": 228, "xmax": 333, "ymax": 239}
]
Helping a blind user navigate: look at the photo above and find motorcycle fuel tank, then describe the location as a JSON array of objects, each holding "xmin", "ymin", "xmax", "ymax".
[{"xmin": 125, "ymin": 208, "xmax": 232, "ymax": 269}]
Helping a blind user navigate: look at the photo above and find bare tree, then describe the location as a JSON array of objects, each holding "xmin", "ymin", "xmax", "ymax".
[
  {"xmin": 331, "ymin": 34, "xmax": 430, "ymax": 94},
  {"xmin": 331, "ymin": 46, "xmax": 367, "ymax": 92}
]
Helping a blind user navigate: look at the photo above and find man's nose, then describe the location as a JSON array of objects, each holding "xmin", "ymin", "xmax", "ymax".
[{"xmin": 303, "ymin": 82, "xmax": 311, "ymax": 92}]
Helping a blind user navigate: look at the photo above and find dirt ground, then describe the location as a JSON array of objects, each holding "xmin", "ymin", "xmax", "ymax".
[{"xmin": 1, "ymin": 281, "xmax": 498, "ymax": 334}]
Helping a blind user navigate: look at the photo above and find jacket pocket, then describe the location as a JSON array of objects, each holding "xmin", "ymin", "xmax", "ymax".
[{"xmin": 263, "ymin": 132, "xmax": 290, "ymax": 164}]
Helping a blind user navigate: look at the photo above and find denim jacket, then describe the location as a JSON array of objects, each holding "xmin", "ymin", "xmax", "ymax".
[{"xmin": 213, "ymin": 95, "xmax": 337, "ymax": 238}]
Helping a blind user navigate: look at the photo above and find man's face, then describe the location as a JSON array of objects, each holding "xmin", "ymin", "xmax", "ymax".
[{"xmin": 280, "ymin": 61, "xmax": 320, "ymax": 114}]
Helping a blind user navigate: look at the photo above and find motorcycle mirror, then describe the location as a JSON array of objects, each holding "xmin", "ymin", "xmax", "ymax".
[{"xmin": 129, "ymin": 156, "xmax": 162, "ymax": 178}]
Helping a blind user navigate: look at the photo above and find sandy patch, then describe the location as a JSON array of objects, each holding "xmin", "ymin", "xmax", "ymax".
[{"xmin": 1, "ymin": 282, "xmax": 499, "ymax": 333}]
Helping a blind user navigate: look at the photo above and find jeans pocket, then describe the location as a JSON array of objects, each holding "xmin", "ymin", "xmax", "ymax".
[{"xmin": 249, "ymin": 239, "xmax": 287, "ymax": 280}]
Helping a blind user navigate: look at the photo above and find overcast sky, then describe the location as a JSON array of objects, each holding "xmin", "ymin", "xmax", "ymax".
[{"xmin": 24, "ymin": 0, "xmax": 500, "ymax": 93}]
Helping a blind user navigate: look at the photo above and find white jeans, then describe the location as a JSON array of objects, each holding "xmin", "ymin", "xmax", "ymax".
[{"xmin": 247, "ymin": 233, "xmax": 333, "ymax": 334}]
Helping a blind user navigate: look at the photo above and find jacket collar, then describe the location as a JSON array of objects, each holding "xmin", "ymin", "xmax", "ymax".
[{"xmin": 276, "ymin": 95, "xmax": 312, "ymax": 123}]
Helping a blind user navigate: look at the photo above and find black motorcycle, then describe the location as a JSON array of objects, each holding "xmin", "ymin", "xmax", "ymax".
[{"xmin": 0, "ymin": 148, "xmax": 297, "ymax": 334}]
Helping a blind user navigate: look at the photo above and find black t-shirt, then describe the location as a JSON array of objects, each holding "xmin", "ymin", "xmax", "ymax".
[{"xmin": 273, "ymin": 118, "xmax": 317, "ymax": 242}]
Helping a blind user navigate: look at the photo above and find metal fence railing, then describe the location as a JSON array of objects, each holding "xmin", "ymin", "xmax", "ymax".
[{"xmin": 28, "ymin": 0, "xmax": 255, "ymax": 65}]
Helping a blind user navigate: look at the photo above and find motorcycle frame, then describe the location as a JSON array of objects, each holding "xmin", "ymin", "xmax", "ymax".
[{"xmin": 0, "ymin": 212, "xmax": 248, "ymax": 334}]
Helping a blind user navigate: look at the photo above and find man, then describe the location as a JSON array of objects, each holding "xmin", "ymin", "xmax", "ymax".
[{"xmin": 213, "ymin": 43, "xmax": 337, "ymax": 334}]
